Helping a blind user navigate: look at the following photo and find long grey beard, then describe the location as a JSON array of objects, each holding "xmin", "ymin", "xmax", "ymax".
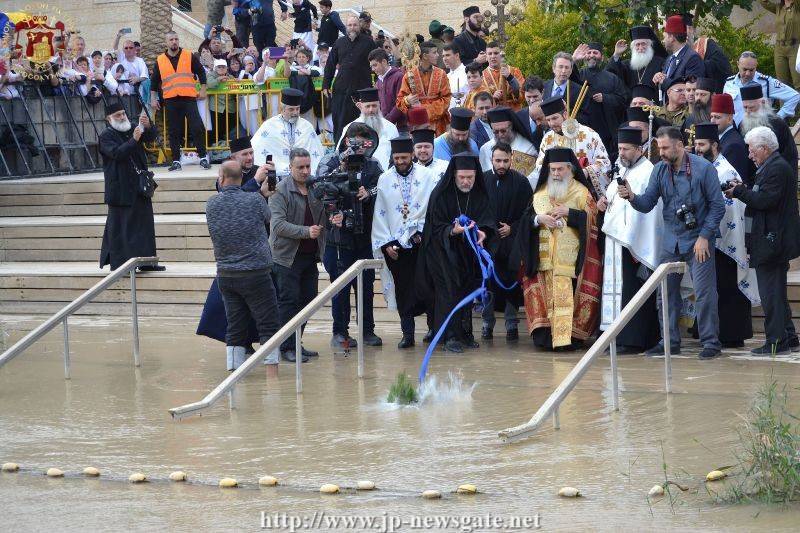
[
  {"xmin": 630, "ymin": 46, "xmax": 654, "ymax": 71},
  {"xmin": 740, "ymin": 107, "xmax": 775, "ymax": 135},
  {"xmin": 360, "ymin": 113, "xmax": 383, "ymax": 136},
  {"xmin": 446, "ymin": 135, "xmax": 471, "ymax": 154},
  {"xmin": 111, "ymin": 118, "xmax": 132, "ymax": 132},
  {"xmin": 547, "ymin": 177, "xmax": 571, "ymax": 202}
]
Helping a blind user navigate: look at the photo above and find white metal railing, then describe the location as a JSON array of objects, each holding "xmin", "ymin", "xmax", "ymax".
[
  {"xmin": 498, "ymin": 261, "xmax": 687, "ymax": 443},
  {"xmin": 169, "ymin": 258, "xmax": 384, "ymax": 420},
  {"xmin": 0, "ymin": 256, "xmax": 159, "ymax": 378}
]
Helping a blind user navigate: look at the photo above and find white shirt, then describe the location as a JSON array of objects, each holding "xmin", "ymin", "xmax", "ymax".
[
  {"xmin": 447, "ymin": 63, "xmax": 468, "ymax": 109},
  {"xmin": 114, "ymin": 54, "xmax": 149, "ymax": 80}
]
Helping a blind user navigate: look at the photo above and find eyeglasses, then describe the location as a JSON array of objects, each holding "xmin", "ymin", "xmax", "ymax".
[{"xmin": 124, "ymin": 46, "xmax": 134, "ymax": 50}]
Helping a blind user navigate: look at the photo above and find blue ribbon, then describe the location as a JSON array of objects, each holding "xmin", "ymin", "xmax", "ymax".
[{"xmin": 418, "ymin": 215, "xmax": 518, "ymax": 382}]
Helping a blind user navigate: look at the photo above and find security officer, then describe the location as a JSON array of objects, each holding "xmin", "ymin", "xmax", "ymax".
[
  {"xmin": 723, "ymin": 50, "xmax": 799, "ymax": 125},
  {"xmin": 759, "ymin": 0, "xmax": 800, "ymax": 88}
]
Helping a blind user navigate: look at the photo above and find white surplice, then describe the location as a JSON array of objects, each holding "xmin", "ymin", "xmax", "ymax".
[{"xmin": 251, "ymin": 114, "xmax": 324, "ymax": 176}]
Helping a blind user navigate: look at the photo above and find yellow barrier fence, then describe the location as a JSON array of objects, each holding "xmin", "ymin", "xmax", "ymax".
[{"xmin": 150, "ymin": 78, "xmax": 329, "ymax": 163}]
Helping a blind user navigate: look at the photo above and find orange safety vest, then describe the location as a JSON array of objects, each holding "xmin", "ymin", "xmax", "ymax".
[{"xmin": 157, "ymin": 49, "xmax": 198, "ymax": 99}]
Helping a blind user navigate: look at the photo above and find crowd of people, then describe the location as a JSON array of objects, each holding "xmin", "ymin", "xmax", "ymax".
[{"xmin": 93, "ymin": 4, "xmax": 800, "ymax": 370}]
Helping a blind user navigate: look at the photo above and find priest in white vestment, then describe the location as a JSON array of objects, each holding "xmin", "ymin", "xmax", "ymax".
[
  {"xmin": 337, "ymin": 87, "xmax": 399, "ymax": 171},
  {"xmin": 251, "ymin": 88, "xmax": 324, "ymax": 176},
  {"xmin": 411, "ymin": 128, "xmax": 449, "ymax": 180},
  {"xmin": 601, "ymin": 127, "xmax": 664, "ymax": 353},
  {"xmin": 371, "ymin": 136, "xmax": 439, "ymax": 348}
]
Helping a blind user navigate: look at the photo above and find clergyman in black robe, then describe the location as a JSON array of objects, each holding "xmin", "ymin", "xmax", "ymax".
[
  {"xmin": 739, "ymin": 83, "xmax": 799, "ymax": 178},
  {"xmin": 98, "ymin": 101, "xmax": 162, "ymax": 271},
  {"xmin": 481, "ymin": 142, "xmax": 533, "ymax": 341},
  {"xmin": 605, "ymin": 26, "xmax": 667, "ymax": 96},
  {"xmin": 571, "ymin": 42, "xmax": 630, "ymax": 162},
  {"xmin": 416, "ymin": 152, "xmax": 496, "ymax": 353},
  {"xmin": 322, "ymin": 20, "xmax": 376, "ymax": 141}
]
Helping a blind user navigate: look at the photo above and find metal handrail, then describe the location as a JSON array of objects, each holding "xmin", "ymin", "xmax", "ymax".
[
  {"xmin": 498, "ymin": 261, "xmax": 687, "ymax": 443},
  {"xmin": 169, "ymin": 258, "xmax": 384, "ymax": 420},
  {"xmin": 0, "ymin": 256, "xmax": 159, "ymax": 377}
]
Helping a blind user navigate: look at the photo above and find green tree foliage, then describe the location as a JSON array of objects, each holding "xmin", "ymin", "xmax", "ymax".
[{"xmin": 507, "ymin": 1, "xmax": 769, "ymax": 78}]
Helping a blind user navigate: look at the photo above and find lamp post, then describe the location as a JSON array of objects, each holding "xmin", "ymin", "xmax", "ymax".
[{"xmin": 482, "ymin": 0, "xmax": 523, "ymax": 48}]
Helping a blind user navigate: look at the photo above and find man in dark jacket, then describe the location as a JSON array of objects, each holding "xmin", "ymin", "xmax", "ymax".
[
  {"xmin": 323, "ymin": 15, "xmax": 376, "ymax": 141},
  {"xmin": 652, "ymin": 15, "xmax": 705, "ymax": 103},
  {"xmin": 710, "ymin": 93, "xmax": 755, "ymax": 185},
  {"xmin": 317, "ymin": 0, "xmax": 346, "ymax": 47},
  {"xmin": 99, "ymin": 101, "xmax": 164, "ymax": 272},
  {"xmin": 453, "ymin": 6, "xmax": 487, "ymax": 67},
  {"xmin": 729, "ymin": 126, "xmax": 800, "ymax": 355},
  {"xmin": 369, "ymin": 48, "xmax": 405, "ymax": 130}
]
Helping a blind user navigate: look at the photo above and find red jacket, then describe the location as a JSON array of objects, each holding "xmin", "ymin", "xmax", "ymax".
[{"xmin": 375, "ymin": 66, "xmax": 406, "ymax": 129}]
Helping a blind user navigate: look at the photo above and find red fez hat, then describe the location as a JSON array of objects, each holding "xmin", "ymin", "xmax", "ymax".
[
  {"xmin": 664, "ymin": 15, "xmax": 687, "ymax": 34},
  {"xmin": 710, "ymin": 93, "xmax": 734, "ymax": 115},
  {"xmin": 407, "ymin": 105, "xmax": 429, "ymax": 126}
]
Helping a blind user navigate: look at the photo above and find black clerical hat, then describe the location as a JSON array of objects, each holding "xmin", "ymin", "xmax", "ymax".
[
  {"xmin": 694, "ymin": 122, "xmax": 719, "ymax": 143},
  {"xmin": 546, "ymin": 147, "xmax": 574, "ymax": 163},
  {"xmin": 463, "ymin": 6, "xmax": 480, "ymax": 17},
  {"xmin": 540, "ymin": 95, "xmax": 566, "ymax": 117},
  {"xmin": 450, "ymin": 107, "xmax": 474, "ymax": 131},
  {"xmin": 105, "ymin": 101, "xmax": 125, "ymax": 116},
  {"xmin": 587, "ymin": 42, "xmax": 603, "ymax": 53},
  {"xmin": 452, "ymin": 152, "xmax": 480, "ymax": 170},
  {"xmin": 740, "ymin": 83, "xmax": 763, "ymax": 101},
  {"xmin": 694, "ymin": 77, "xmax": 715, "ymax": 92},
  {"xmin": 229, "ymin": 136, "xmax": 251, "ymax": 153},
  {"xmin": 357, "ymin": 87, "xmax": 379, "ymax": 103},
  {"xmin": 626, "ymin": 106, "xmax": 649, "ymax": 123},
  {"xmin": 618, "ymin": 126, "xmax": 642, "ymax": 145},
  {"xmin": 412, "ymin": 128, "xmax": 436, "ymax": 146},
  {"xmin": 486, "ymin": 106, "xmax": 514, "ymax": 124},
  {"xmin": 631, "ymin": 84, "xmax": 656, "ymax": 101},
  {"xmin": 390, "ymin": 136, "xmax": 414, "ymax": 155},
  {"xmin": 281, "ymin": 88, "xmax": 303, "ymax": 106},
  {"xmin": 629, "ymin": 26, "xmax": 653, "ymax": 41}
]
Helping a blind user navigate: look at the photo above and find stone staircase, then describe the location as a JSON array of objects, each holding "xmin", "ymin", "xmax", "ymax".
[
  {"xmin": 0, "ymin": 169, "xmax": 797, "ymax": 333},
  {"xmin": 0, "ymin": 168, "xmax": 387, "ymax": 319}
]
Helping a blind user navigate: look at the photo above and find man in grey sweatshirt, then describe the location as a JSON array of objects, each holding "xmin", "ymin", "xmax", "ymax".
[{"xmin": 206, "ymin": 160, "xmax": 280, "ymax": 370}]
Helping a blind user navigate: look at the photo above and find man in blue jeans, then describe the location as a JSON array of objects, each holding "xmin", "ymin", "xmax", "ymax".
[
  {"xmin": 317, "ymin": 122, "xmax": 383, "ymax": 349},
  {"xmin": 618, "ymin": 126, "xmax": 725, "ymax": 360},
  {"xmin": 206, "ymin": 160, "xmax": 281, "ymax": 370}
]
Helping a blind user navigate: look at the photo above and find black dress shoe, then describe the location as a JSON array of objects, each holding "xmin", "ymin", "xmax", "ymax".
[
  {"xmin": 614, "ymin": 345, "xmax": 642, "ymax": 355},
  {"xmin": 301, "ymin": 346, "xmax": 319, "ymax": 358},
  {"xmin": 464, "ymin": 339, "xmax": 480, "ymax": 349},
  {"xmin": 481, "ymin": 326, "xmax": 493, "ymax": 339},
  {"xmin": 138, "ymin": 265, "xmax": 166, "ymax": 272},
  {"xmin": 445, "ymin": 339, "xmax": 463, "ymax": 353},
  {"xmin": 398, "ymin": 335, "xmax": 415, "ymax": 349},
  {"xmin": 423, "ymin": 330, "xmax": 434, "ymax": 343},
  {"xmin": 786, "ymin": 335, "xmax": 800, "ymax": 352},
  {"xmin": 506, "ymin": 329, "xmax": 519, "ymax": 341},
  {"xmin": 281, "ymin": 350, "xmax": 309, "ymax": 363},
  {"xmin": 168, "ymin": 161, "xmax": 182, "ymax": 171},
  {"xmin": 199, "ymin": 157, "xmax": 211, "ymax": 169},
  {"xmin": 698, "ymin": 347, "xmax": 722, "ymax": 360},
  {"xmin": 363, "ymin": 332, "xmax": 383, "ymax": 346},
  {"xmin": 750, "ymin": 342, "xmax": 790, "ymax": 356},
  {"xmin": 645, "ymin": 343, "xmax": 681, "ymax": 356}
]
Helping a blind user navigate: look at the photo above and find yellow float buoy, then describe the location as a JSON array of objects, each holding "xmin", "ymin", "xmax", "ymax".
[
  {"xmin": 219, "ymin": 478, "xmax": 238, "ymax": 488},
  {"xmin": 169, "ymin": 471, "xmax": 187, "ymax": 482},
  {"xmin": 83, "ymin": 467, "xmax": 100, "ymax": 477},
  {"xmin": 558, "ymin": 486, "xmax": 581, "ymax": 498},
  {"xmin": 457, "ymin": 484, "xmax": 477, "ymax": 494},
  {"xmin": 258, "ymin": 475, "xmax": 279, "ymax": 486},
  {"xmin": 46, "ymin": 468, "xmax": 64, "ymax": 478},
  {"xmin": 128, "ymin": 473, "xmax": 147, "ymax": 483},
  {"xmin": 648, "ymin": 484, "xmax": 665, "ymax": 497},
  {"xmin": 422, "ymin": 489, "xmax": 442, "ymax": 499},
  {"xmin": 320, "ymin": 483, "xmax": 340, "ymax": 494},
  {"xmin": 1, "ymin": 462, "xmax": 19, "ymax": 472},
  {"xmin": 706, "ymin": 470, "xmax": 727, "ymax": 482}
]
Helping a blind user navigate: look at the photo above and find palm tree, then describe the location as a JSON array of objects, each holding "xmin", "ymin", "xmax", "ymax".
[{"xmin": 140, "ymin": 0, "xmax": 173, "ymax": 71}]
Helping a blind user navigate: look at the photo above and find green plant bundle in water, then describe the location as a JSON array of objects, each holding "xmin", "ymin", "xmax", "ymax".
[{"xmin": 387, "ymin": 373, "xmax": 418, "ymax": 405}]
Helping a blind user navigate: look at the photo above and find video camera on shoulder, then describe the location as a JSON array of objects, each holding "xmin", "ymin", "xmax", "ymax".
[{"xmin": 307, "ymin": 153, "xmax": 366, "ymax": 234}]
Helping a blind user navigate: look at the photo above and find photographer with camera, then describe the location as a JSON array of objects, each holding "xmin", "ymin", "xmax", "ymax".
[
  {"xmin": 726, "ymin": 126, "xmax": 800, "ymax": 355},
  {"xmin": 618, "ymin": 126, "xmax": 725, "ymax": 359},
  {"xmin": 315, "ymin": 123, "xmax": 384, "ymax": 349}
]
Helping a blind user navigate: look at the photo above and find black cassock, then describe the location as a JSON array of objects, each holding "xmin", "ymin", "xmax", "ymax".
[
  {"xmin": 417, "ymin": 156, "xmax": 496, "ymax": 343},
  {"xmin": 98, "ymin": 125, "xmax": 157, "ymax": 270},
  {"xmin": 606, "ymin": 56, "xmax": 664, "ymax": 98},
  {"xmin": 715, "ymin": 250, "xmax": 753, "ymax": 344},
  {"xmin": 322, "ymin": 32, "xmax": 376, "ymax": 141},
  {"xmin": 572, "ymin": 66, "xmax": 630, "ymax": 161},
  {"xmin": 617, "ymin": 248, "xmax": 661, "ymax": 351},
  {"xmin": 699, "ymin": 39, "xmax": 732, "ymax": 94},
  {"xmin": 484, "ymin": 168, "xmax": 532, "ymax": 310},
  {"xmin": 768, "ymin": 116, "xmax": 799, "ymax": 176}
]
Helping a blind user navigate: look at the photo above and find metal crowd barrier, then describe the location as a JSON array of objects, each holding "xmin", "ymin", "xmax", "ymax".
[{"xmin": 0, "ymin": 79, "xmax": 328, "ymax": 178}]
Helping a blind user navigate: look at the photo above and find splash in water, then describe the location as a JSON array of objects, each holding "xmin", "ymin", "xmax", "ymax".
[{"xmin": 416, "ymin": 371, "xmax": 475, "ymax": 405}]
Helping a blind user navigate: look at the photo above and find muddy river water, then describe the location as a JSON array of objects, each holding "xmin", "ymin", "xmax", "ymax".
[{"xmin": 1, "ymin": 315, "xmax": 799, "ymax": 531}]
